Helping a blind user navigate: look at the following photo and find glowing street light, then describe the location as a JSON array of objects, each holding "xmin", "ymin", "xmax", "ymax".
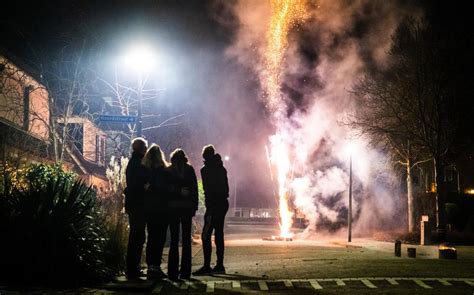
[
  {"xmin": 122, "ymin": 43, "xmax": 157, "ymax": 137},
  {"xmin": 123, "ymin": 44, "xmax": 156, "ymax": 73},
  {"xmin": 224, "ymin": 155, "xmax": 230, "ymax": 161}
]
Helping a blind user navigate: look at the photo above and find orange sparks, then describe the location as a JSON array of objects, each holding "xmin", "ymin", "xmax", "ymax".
[
  {"xmin": 264, "ymin": 0, "xmax": 308, "ymax": 239},
  {"xmin": 264, "ymin": 0, "xmax": 308, "ymax": 112}
]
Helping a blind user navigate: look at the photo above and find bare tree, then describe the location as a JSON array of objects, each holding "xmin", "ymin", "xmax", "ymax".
[
  {"xmin": 38, "ymin": 39, "xmax": 98, "ymax": 163},
  {"xmin": 351, "ymin": 19, "xmax": 472, "ymax": 233},
  {"xmin": 350, "ymin": 72, "xmax": 430, "ymax": 232},
  {"xmin": 98, "ymin": 69, "xmax": 185, "ymax": 159}
]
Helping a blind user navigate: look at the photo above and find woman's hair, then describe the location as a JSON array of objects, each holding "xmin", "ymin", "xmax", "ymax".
[
  {"xmin": 202, "ymin": 144, "xmax": 215, "ymax": 160},
  {"xmin": 170, "ymin": 148, "xmax": 189, "ymax": 165},
  {"xmin": 142, "ymin": 144, "xmax": 168, "ymax": 168}
]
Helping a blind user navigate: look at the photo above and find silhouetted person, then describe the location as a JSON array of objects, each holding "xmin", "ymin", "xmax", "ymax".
[
  {"xmin": 167, "ymin": 149, "xmax": 198, "ymax": 280},
  {"xmin": 124, "ymin": 137, "xmax": 148, "ymax": 278},
  {"xmin": 142, "ymin": 144, "xmax": 171, "ymax": 279},
  {"xmin": 193, "ymin": 145, "xmax": 229, "ymax": 275}
]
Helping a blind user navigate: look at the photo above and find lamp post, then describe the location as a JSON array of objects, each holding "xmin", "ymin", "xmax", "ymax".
[
  {"xmin": 224, "ymin": 155, "xmax": 237, "ymax": 215},
  {"xmin": 345, "ymin": 142, "xmax": 355, "ymax": 243},
  {"xmin": 137, "ymin": 73, "xmax": 143, "ymax": 137},
  {"xmin": 123, "ymin": 44, "xmax": 156, "ymax": 138},
  {"xmin": 348, "ymin": 151, "xmax": 352, "ymax": 243}
]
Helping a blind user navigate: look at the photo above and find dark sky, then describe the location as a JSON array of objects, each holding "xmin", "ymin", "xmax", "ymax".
[
  {"xmin": 1, "ymin": 0, "xmax": 472, "ymax": 208},
  {"xmin": 2, "ymin": 1, "xmax": 220, "ymax": 45},
  {"xmin": 1, "ymin": 0, "xmax": 276, "ymax": 208}
]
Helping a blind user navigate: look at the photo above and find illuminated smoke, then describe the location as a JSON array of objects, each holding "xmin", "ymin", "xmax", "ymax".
[
  {"xmin": 221, "ymin": 0, "xmax": 421, "ymax": 237},
  {"xmin": 263, "ymin": 0, "xmax": 309, "ymax": 238}
]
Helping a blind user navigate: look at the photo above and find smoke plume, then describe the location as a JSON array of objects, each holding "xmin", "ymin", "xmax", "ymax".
[{"xmin": 215, "ymin": 0, "xmax": 421, "ymax": 237}]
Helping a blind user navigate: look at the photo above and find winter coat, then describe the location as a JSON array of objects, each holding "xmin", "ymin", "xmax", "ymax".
[
  {"xmin": 144, "ymin": 166, "xmax": 172, "ymax": 221},
  {"xmin": 168, "ymin": 164, "xmax": 199, "ymax": 214},
  {"xmin": 124, "ymin": 152, "xmax": 147, "ymax": 213},
  {"xmin": 200, "ymin": 153, "xmax": 229, "ymax": 210}
]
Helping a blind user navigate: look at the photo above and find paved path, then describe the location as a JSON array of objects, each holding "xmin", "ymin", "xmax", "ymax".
[
  {"xmin": 145, "ymin": 277, "xmax": 474, "ymax": 294},
  {"xmin": 2, "ymin": 231, "xmax": 474, "ymax": 294},
  {"xmin": 95, "ymin": 236, "xmax": 474, "ymax": 294},
  {"xmin": 33, "ymin": 277, "xmax": 472, "ymax": 294}
]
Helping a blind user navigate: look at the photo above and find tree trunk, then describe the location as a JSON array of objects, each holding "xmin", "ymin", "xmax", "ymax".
[
  {"xmin": 49, "ymin": 97, "xmax": 59, "ymax": 162},
  {"xmin": 407, "ymin": 162, "xmax": 415, "ymax": 232},
  {"xmin": 433, "ymin": 157, "xmax": 446, "ymax": 232}
]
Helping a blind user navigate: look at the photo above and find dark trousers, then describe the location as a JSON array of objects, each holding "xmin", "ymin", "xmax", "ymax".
[
  {"xmin": 126, "ymin": 210, "xmax": 146, "ymax": 273},
  {"xmin": 146, "ymin": 215, "xmax": 168, "ymax": 268},
  {"xmin": 201, "ymin": 202, "xmax": 228, "ymax": 267},
  {"xmin": 168, "ymin": 209, "xmax": 193, "ymax": 278}
]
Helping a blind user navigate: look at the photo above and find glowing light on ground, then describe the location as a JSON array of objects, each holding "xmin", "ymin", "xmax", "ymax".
[
  {"xmin": 270, "ymin": 137, "xmax": 294, "ymax": 238},
  {"xmin": 465, "ymin": 188, "xmax": 474, "ymax": 195},
  {"xmin": 264, "ymin": 0, "xmax": 309, "ymax": 239}
]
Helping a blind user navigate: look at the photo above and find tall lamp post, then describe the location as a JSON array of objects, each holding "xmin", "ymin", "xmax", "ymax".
[
  {"xmin": 224, "ymin": 155, "xmax": 237, "ymax": 214},
  {"xmin": 137, "ymin": 72, "xmax": 143, "ymax": 137},
  {"xmin": 348, "ymin": 151, "xmax": 352, "ymax": 243},
  {"xmin": 123, "ymin": 44, "xmax": 156, "ymax": 138},
  {"xmin": 346, "ymin": 142, "xmax": 355, "ymax": 243}
]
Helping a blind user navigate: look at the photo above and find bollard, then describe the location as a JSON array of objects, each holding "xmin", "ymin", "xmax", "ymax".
[
  {"xmin": 394, "ymin": 240, "xmax": 401, "ymax": 257},
  {"xmin": 420, "ymin": 215, "xmax": 431, "ymax": 245},
  {"xmin": 439, "ymin": 248, "xmax": 457, "ymax": 259},
  {"xmin": 439, "ymin": 244, "xmax": 457, "ymax": 260},
  {"xmin": 407, "ymin": 247, "xmax": 416, "ymax": 258}
]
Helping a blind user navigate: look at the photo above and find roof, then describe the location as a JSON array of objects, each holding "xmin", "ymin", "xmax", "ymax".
[
  {"xmin": 0, "ymin": 47, "xmax": 44, "ymax": 85},
  {"xmin": 56, "ymin": 116, "xmax": 107, "ymax": 137},
  {"xmin": 61, "ymin": 134, "xmax": 107, "ymax": 180}
]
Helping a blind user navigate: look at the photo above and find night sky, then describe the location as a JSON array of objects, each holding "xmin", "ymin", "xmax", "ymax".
[
  {"xmin": 1, "ymin": 0, "xmax": 473, "ymax": 208},
  {"xmin": 1, "ymin": 0, "xmax": 276, "ymax": 207}
]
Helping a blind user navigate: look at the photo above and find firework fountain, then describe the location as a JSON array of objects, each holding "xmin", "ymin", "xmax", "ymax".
[
  {"xmin": 223, "ymin": 0, "xmax": 420, "ymax": 240},
  {"xmin": 264, "ymin": 0, "xmax": 309, "ymax": 240}
]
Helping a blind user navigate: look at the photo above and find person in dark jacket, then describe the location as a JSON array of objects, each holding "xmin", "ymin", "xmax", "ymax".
[
  {"xmin": 142, "ymin": 144, "xmax": 171, "ymax": 279},
  {"xmin": 124, "ymin": 137, "xmax": 148, "ymax": 279},
  {"xmin": 167, "ymin": 149, "xmax": 198, "ymax": 280},
  {"xmin": 193, "ymin": 145, "xmax": 229, "ymax": 275}
]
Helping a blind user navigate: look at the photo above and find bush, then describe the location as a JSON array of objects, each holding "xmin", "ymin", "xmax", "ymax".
[
  {"xmin": 24, "ymin": 163, "xmax": 76, "ymax": 188},
  {"xmin": 0, "ymin": 164, "xmax": 115, "ymax": 286},
  {"xmin": 1, "ymin": 162, "xmax": 76, "ymax": 194},
  {"xmin": 103, "ymin": 156, "xmax": 130, "ymax": 273},
  {"xmin": 100, "ymin": 193, "xmax": 128, "ymax": 275}
]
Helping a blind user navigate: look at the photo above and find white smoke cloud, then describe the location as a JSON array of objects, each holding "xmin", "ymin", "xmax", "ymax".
[{"xmin": 218, "ymin": 0, "xmax": 421, "ymax": 237}]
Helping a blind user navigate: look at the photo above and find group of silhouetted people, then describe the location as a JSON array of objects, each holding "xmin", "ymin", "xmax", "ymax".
[{"xmin": 124, "ymin": 138, "xmax": 229, "ymax": 281}]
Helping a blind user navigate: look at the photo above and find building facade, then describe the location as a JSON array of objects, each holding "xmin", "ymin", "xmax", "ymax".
[
  {"xmin": 0, "ymin": 54, "xmax": 51, "ymax": 166},
  {"xmin": 1, "ymin": 53, "xmax": 108, "ymax": 191}
]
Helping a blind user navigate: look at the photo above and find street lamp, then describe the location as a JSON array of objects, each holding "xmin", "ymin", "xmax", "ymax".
[
  {"xmin": 122, "ymin": 44, "xmax": 156, "ymax": 137},
  {"xmin": 348, "ymin": 151, "xmax": 353, "ymax": 242},
  {"xmin": 224, "ymin": 155, "xmax": 238, "ymax": 215},
  {"xmin": 345, "ymin": 143, "xmax": 356, "ymax": 243}
]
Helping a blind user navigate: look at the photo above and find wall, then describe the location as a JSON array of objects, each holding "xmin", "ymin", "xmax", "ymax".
[
  {"xmin": 0, "ymin": 56, "xmax": 49, "ymax": 142},
  {"xmin": 82, "ymin": 119, "xmax": 106, "ymax": 165},
  {"xmin": 28, "ymin": 87, "xmax": 49, "ymax": 141}
]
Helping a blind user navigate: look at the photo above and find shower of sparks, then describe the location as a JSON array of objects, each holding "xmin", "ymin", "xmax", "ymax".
[
  {"xmin": 263, "ymin": 0, "xmax": 308, "ymax": 112},
  {"xmin": 263, "ymin": 0, "xmax": 309, "ymax": 239}
]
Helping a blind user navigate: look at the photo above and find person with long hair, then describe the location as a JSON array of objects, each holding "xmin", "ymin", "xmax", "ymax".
[
  {"xmin": 193, "ymin": 145, "xmax": 229, "ymax": 275},
  {"xmin": 167, "ymin": 149, "xmax": 198, "ymax": 280},
  {"xmin": 142, "ymin": 144, "xmax": 171, "ymax": 279}
]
